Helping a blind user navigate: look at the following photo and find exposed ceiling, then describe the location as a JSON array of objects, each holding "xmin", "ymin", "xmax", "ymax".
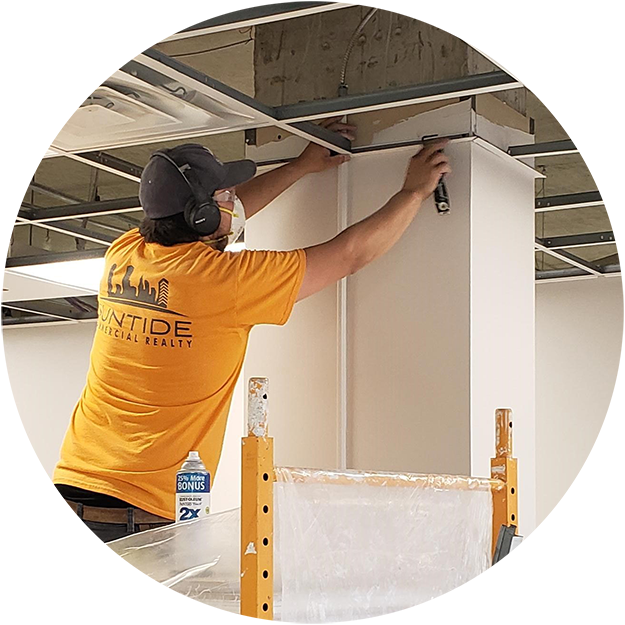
[{"xmin": 3, "ymin": 2, "xmax": 618, "ymax": 327}]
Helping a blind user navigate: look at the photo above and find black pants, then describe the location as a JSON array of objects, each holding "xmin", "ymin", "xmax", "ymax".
[{"xmin": 55, "ymin": 486, "xmax": 171, "ymax": 625}]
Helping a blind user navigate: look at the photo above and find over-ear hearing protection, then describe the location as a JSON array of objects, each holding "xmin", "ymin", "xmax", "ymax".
[{"xmin": 151, "ymin": 150, "xmax": 222, "ymax": 236}]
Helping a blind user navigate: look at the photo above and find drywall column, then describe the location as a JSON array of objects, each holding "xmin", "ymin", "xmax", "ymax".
[
  {"xmin": 243, "ymin": 166, "xmax": 340, "ymax": 470},
  {"xmin": 347, "ymin": 137, "xmax": 538, "ymax": 535},
  {"xmin": 348, "ymin": 140, "xmax": 472, "ymax": 478},
  {"xmin": 469, "ymin": 140, "xmax": 537, "ymax": 534},
  {"xmin": 245, "ymin": 100, "xmax": 537, "ymax": 533}
]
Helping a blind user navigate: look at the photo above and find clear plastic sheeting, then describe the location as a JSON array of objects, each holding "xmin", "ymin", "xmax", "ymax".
[
  {"xmin": 274, "ymin": 467, "xmax": 493, "ymax": 622},
  {"xmin": 109, "ymin": 508, "xmax": 242, "ymax": 614},
  {"xmin": 109, "ymin": 468, "xmax": 493, "ymax": 621},
  {"xmin": 276, "ymin": 466, "xmax": 502, "ymax": 491}
]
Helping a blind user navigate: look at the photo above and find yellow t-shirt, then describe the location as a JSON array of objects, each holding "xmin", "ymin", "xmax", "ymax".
[{"xmin": 53, "ymin": 229, "xmax": 306, "ymax": 519}]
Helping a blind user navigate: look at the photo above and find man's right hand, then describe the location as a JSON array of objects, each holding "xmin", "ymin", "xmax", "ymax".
[
  {"xmin": 297, "ymin": 138, "xmax": 453, "ymax": 302},
  {"xmin": 401, "ymin": 139, "xmax": 452, "ymax": 201}
]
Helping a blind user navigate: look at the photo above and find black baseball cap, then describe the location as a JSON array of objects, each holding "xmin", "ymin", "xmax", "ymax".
[{"xmin": 139, "ymin": 144, "xmax": 257, "ymax": 219}]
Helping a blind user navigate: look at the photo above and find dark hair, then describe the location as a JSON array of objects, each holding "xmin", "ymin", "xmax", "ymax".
[{"xmin": 138, "ymin": 212, "xmax": 201, "ymax": 246}]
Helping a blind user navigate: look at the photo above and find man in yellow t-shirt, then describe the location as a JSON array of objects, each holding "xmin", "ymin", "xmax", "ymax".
[{"xmin": 54, "ymin": 120, "xmax": 451, "ymax": 542}]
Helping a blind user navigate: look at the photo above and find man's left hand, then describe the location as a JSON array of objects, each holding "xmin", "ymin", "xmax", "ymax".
[{"xmin": 296, "ymin": 117, "xmax": 357, "ymax": 174}]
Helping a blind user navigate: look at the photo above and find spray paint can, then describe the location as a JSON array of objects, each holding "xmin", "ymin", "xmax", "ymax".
[{"xmin": 175, "ymin": 451, "xmax": 210, "ymax": 522}]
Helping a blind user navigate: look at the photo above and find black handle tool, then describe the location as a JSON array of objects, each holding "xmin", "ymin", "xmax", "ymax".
[{"xmin": 422, "ymin": 134, "xmax": 450, "ymax": 216}]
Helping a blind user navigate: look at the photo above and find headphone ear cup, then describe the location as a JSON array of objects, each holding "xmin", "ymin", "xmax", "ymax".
[
  {"xmin": 182, "ymin": 168, "xmax": 222, "ymax": 236},
  {"xmin": 183, "ymin": 194, "xmax": 198, "ymax": 230},
  {"xmin": 185, "ymin": 197, "xmax": 222, "ymax": 236}
]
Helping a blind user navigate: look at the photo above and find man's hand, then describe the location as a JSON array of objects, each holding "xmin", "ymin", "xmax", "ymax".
[
  {"xmin": 298, "ymin": 139, "xmax": 449, "ymax": 301},
  {"xmin": 401, "ymin": 139, "xmax": 452, "ymax": 201},
  {"xmin": 295, "ymin": 117, "xmax": 357, "ymax": 174}
]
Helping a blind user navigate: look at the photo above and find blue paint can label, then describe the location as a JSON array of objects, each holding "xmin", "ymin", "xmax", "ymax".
[{"xmin": 175, "ymin": 463, "xmax": 210, "ymax": 522}]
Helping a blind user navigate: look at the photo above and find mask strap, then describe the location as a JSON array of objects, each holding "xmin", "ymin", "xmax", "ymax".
[
  {"xmin": 206, "ymin": 234, "xmax": 230, "ymax": 244},
  {"xmin": 204, "ymin": 206, "xmax": 239, "ymax": 244},
  {"xmin": 216, "ymin": 205, "xmax": 238, "ymax": 218}
]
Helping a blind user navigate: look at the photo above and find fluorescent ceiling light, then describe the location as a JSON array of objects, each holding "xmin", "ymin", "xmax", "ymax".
[
  {"xmin": 508, "ymin": 138, "xmax": 625, "ymax": 158},
  {"xmin": 9, "ymin": 258, "xmax": 105, "ymax": 293},
  {"xmin": 9, "ymin": 244, "xmax": 246, "ymax": 293},
  {"xmin": 532, "ymin": 270, "xmax": 596, "ymax": 284},
  {"xmin": 0, "ymin": 146, "xmax": 59, "ymax": 159},
  {"xmin": 535, "ymin": 200, "xmax": 625, "ymax": 213},
  {"xmin": 512, "ymin": 148, "xmax": 625, "ymax": 159}
]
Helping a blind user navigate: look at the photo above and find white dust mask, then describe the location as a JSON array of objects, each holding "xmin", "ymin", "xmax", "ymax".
[
  {"xmin": 226, "ymin": 196, "xmax": 246, "ymax": 246},
  {"xmin": 206, "ymin": 195, "xmax": 247, "ymax": 248}
]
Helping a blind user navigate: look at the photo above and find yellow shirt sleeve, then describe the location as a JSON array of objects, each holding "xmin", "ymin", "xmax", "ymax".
[{"xmin": 235, "ymin": 249, "xmax": 306, "ymax": 327}]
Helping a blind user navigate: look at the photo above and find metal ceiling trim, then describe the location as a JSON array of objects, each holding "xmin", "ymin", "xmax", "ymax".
[
  {"xmin": 508, "ymin": 139, "xmax": 625, "ymax": 158},
  {"xmin": 47, "ymin": 146, "xmax": 143, "ymax": 183},
  {"xmin": 2, "ymin": 303, "xmax": 79, "ymax": 322},
  {"xmin": 535, "ymin": 190, "xmax": 625, "ymax": 213},
  {"xmin": 541, "ymin": 230, "xmax": 625, "ymax": 250},
  {"xmin": 22, "ymin": 197, "xmax": 141, "ymax": 223},
  {"xmin": 535, "ymin": 241, "xmax": 603, "ymax": 276},
  {"xmin": 277, "ymin": 71, "xmax": 521, "ymax": 120},
  {"xmin": 5, "ymin": 247, "xmax": 107, "ymax": 268},
  {"xmin": 15, "ymin": 217, "xmax": 112, "ymax": 243},
  {"xmin": 27, "ymin": 182, "xmax": 83, "ymax": 204}
]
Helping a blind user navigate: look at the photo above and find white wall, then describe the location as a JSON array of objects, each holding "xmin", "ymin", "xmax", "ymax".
[
  {"xmin": 2, "ymin": 323, "xmax": 95, "ymax": 623},
  {"xmin": 2, "ymin": 320, "xmax": 244, "ymax": 513},
  {"xmin": 3, "ymin": 322, "xmax": 95, "ymax": 475},
  {"xmin": 535, "ymin": 277, "xmax": 623, "ymax": 525}
]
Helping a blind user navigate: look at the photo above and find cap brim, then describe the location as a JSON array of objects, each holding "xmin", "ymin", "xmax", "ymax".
[{"xmin": 220, "ymin": 159, "xmax": 257, "ymax": 188}]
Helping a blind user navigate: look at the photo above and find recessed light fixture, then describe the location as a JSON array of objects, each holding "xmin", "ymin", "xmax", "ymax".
[{"xmin": 9, "ymin": 258, "xmax": 105, "ymax": 293}]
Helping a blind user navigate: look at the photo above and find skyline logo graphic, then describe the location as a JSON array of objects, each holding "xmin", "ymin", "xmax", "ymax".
[{"xmin": 102, "ymin": 264, "xmax": 185, "ymax": 316}]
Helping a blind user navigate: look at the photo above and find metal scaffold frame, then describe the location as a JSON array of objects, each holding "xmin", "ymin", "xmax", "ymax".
[{"xmin": 239, "ymin": 377, "xmax": 519, "ymax": 619}]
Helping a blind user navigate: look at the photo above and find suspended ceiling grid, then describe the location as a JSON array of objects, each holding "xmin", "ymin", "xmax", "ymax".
[{"xmin": 2, "ymin": 6, "xmax": 621, "ymax": 326}]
